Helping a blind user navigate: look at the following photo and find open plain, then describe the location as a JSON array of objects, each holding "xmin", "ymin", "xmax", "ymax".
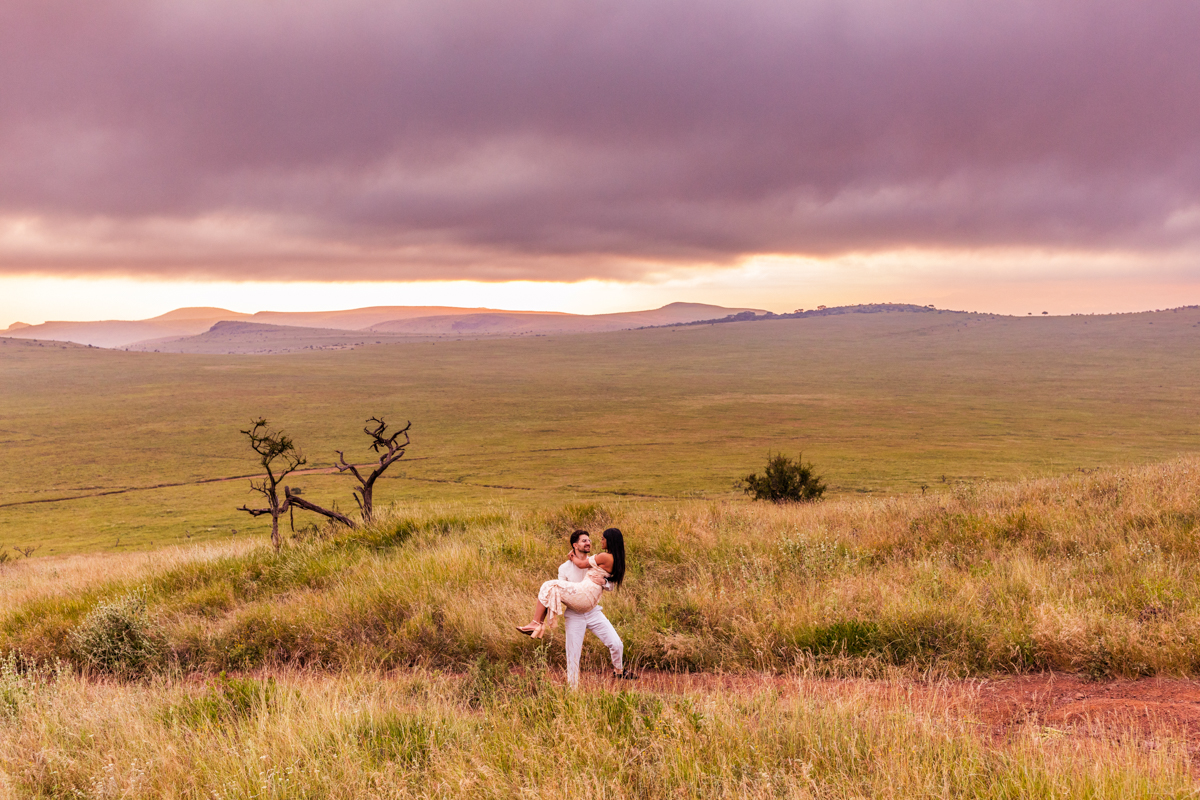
[{"xmin": 3, "ymin": 306, "xmax": 1200, "ymax": 555}]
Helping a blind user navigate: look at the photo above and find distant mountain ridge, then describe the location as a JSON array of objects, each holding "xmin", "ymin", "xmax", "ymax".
[
  {"xmin": 368, "ymin": 302, "xmax": 751, "ymax": 336},
  {"xmin": 656, "ymin": 302, "xmax": 941, "ymax": 328},
  {"xmin": 5, "ymin": 302, "xmax": 764, "ymax": 349},
  {"xmin": 128, "ymin": 321, "xmax": 428, "ymax": 355}
]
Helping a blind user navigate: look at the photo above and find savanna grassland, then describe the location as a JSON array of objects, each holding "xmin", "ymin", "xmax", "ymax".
[
  {"xmin": 4, "ymin": 461, "xmax": 1200, "ymax": 796},
  {"xmin": 2, "ymin": 307, "xmax": 1200, "ymax": 555},
  {"xmin": 4, "ymin": 307, "xmax": 1200, "ymax": 798}
]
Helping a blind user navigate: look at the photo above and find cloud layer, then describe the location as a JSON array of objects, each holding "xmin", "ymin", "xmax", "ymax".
[{"xmin": 2, "ymin": 0, "xmax": 1199, "ymax": 281}]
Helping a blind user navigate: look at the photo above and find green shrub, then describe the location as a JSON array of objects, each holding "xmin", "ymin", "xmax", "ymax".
[
  {"xmin": 212, "ymin": 607, "xmax": 306, "ymax": 670},
  {"xmin": 69, "ymin": 589, "xmax": 166, "ymax": 678},
  {"xmin": 742, "ymin": 453, "xmax": 826, "ymax": 503},
  {"xmin": 788, "ymin": 620, "xmax": 883, "ymax": 658}
]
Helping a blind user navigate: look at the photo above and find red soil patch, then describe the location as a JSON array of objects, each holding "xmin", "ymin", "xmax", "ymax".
[
  {"xmin": 971, "ymin": 674, "xmax": 1200, "ymax": 746},
  {"xmin": 578, "ymin": 670, "xmax": 1200, "ymax": 757}
]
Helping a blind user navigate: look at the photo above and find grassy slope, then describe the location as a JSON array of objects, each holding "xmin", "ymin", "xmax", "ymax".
[
  {"xmin": 4, "ymin": 457, "xmax": 1200, "ymax": 793},
  {"xmin": 2, "ymin": 307, "xmax": 1200, "ymax": 555},
  {"xmin": 4, "ymin": 458, "xmax": 1200, "ymax": 680},
  {"xmin": 3, "ymin": 318, "xmax": 1200, "ymax": 799}
]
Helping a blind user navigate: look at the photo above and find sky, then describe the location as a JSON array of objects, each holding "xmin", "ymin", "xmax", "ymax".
[{"xmin": 3, "ymin": 0, "xmax": 1199, "ymax": 325}]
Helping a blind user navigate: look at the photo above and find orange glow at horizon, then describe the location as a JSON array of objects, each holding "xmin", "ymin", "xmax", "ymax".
[{"xmin": 2, "ymin": 249, "xmax": 1198, "ymax": 329}]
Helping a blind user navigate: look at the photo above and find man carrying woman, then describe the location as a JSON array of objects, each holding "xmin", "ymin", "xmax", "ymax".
[{"xmin": 516, "ymin": 528, "xmax": 637, "ymax": 683}]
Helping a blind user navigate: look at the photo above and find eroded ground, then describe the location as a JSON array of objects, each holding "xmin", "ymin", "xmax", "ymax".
[{"xmin": 590, "ymin": 670, "xmax": 1200, "ymax": 767}]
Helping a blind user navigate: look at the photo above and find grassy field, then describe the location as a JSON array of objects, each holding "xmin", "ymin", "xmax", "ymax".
[
  {"xmin": 3, "ymin": 667, "xmax": 1193, "ymax": 799},
  {"xmin": 3, "ymin": 307, "xmax": 1200, "ymax": 555},
  {"xmin": 3, "ymin": 458, "xmax": 1200, "ymax": 796},
  {"xmin": 4, "ymin": 457, "xmax": 1200, "ymax": 678}
]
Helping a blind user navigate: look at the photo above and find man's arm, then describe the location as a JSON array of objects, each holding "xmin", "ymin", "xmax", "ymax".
[{"xmin": 557, "ymin": 561, "xmax": 573, "ymax": 582}]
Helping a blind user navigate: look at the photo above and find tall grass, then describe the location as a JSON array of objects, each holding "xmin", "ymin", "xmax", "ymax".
[
  {"xmin": 0, "ymin": 667, "xmax": 1192, "ymax": 798},
  {"xmin": 3, "ymin": 458, "xmax": 1200, "ymax": 678},
  {"xmin": 3, "ymin": 460, "xmax": 1200, "ymax": 796}
]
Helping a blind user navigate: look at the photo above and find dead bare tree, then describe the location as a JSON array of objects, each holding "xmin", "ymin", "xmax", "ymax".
[
  {"xmin": 237, "ymin": 418, "xmax": 306, "ymax": 551},
  {"xmin": 253, "ymin": 416, "xmax": 411, "ymax": 532},
  {"xmin": 335, "ymin": 417, "xmax": 411, "ymax": 525}
]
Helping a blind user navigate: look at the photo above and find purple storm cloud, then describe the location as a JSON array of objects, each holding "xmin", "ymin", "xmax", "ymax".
[{"xmin": 1, "ymin": 0, "xmax": 1199, "ymax": 281}]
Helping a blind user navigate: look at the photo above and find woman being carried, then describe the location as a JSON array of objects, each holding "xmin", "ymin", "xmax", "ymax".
[{"xmin": 517, "ymin": 528, "xmax": 626, "ymax": 639}]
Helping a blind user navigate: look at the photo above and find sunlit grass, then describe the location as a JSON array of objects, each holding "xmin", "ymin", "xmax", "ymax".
[
  {"xmin": 1, "ymin": 666, "xmax": 1193, "ymax": 799},
  {"xmin": 4, "ymin": 457, "xmax": 1200, "ymax": 679},
  {"xmin": 3, "ymin": 459, "xmax": 1200, "ymax": 796}
]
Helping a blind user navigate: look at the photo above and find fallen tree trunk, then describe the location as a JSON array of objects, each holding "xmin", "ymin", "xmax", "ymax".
[{"xmin": 284, "ymin": 487, "xmax": 356, "ymax": 528}]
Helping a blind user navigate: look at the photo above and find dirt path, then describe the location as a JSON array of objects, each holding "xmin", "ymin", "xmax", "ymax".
[
  {"xmin": 967, "ymin": 674, "xmax": 1200, "ymax": 748},
  {"xmin": 573, "ymin": 670, "xmax": 1200, "ymax": 760}
]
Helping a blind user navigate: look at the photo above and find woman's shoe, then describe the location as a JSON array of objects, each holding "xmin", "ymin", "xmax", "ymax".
[{"xmin": 516, "ymin": 622, "xmax": 545, "ymax": 638}]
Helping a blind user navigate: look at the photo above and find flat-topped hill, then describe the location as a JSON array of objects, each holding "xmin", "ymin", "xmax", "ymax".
[{"xmin": 127, "ymin": 321, "xmax": 433, "ymax": 354}]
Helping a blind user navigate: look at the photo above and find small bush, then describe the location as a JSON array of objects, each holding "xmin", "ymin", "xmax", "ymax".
[
  {"xmin": 0, "ymin": 653, "xmax": 62, "ymax": 718},
  {"xmin": 742, "ymin": 453, "xmax": 826, "ymax": 503},
  {"xmin": 70, "ymin": 588, "xmax": 166, "ymax": 678}
]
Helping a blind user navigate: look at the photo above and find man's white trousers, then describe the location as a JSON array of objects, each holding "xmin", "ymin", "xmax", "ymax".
[{"xmin": 563, "ymin": 606, "xmax": 623, "ymax": 688}]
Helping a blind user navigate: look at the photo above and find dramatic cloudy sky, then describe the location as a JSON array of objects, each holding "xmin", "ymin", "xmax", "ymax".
[{"xmin": 2, "ymin": 0, "xmax": 1199, "ymax": 322}]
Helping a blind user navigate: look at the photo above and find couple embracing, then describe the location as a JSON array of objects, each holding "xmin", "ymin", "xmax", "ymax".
[{"xmin": 516, "ymin": 528, "xmax": 637, "ymax": 685}]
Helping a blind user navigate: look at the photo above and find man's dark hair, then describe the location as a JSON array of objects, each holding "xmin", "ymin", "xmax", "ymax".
[{"xmin": 569, "ymin": 529, "xmax": 589, "ymax": 546}]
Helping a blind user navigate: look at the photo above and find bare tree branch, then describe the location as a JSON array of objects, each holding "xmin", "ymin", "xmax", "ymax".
[
  {"xmin": 334, "ymin": 451, "xmax": 367, "ymax": 485},
  {"xmin": 283, "ymin": 487, "xmax": 356, "ymax": 529},
  {"xmin": 236, "ymin": 504, "xmax": 274, "ymax": 517}
]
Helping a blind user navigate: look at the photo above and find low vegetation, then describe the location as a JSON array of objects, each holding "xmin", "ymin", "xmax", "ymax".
[
  {"xmin": 742, "ymin": 452, "xmax": 826, "ymax": 503},
  {"xmin": 3, "ymin": 457, "xmax": 1200, "ymax": 680},
  {"xmin": 2, "ymin": 458, "xmax": 1200, "ymax": 795},
  {"xmin": 1, "ymin": 667, "xmax": 1191, "ymax": 798},
  {"xmin": 69, "ymin": 588, "xmax": 166, "ymax": 679}
]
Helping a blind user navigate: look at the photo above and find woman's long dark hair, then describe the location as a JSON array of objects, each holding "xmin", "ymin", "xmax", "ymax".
[{"xmin": 602, "ymin": 528, "xmax": 626, "ymax": 587}]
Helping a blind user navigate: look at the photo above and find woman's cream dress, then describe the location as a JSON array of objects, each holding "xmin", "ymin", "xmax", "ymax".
[{"xmin": 534, "ymin": 555, "xmax": 610, "ymax": 635}]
